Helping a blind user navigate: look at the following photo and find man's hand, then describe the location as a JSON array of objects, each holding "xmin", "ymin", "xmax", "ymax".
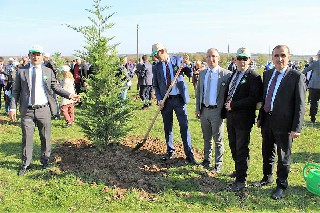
[
  {"xmin": 83, "ymin": 82, "xmax": 88, "ymax": 87},
  {"xmin": 225, "ymin": 101, "xmax": 232, "ymax": 111},
  {"xmin": 195, "ymin": 111, "xmax": 200, "ymax": 119},
  {"xmin": 157, "ymin": 100, "xmax": 165, "ymax": 110},
  {"xmin": 9, "ymin": 111, "xmax": 16, "ymax": 122},
  {"xmin": 69, "ymin": 94, "xmax": 80, "ymax": 102},
  {"xmin": 289, "ymin": 131, "xmax": 300, "ymax": 139}
]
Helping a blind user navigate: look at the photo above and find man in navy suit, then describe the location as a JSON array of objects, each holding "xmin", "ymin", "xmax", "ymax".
[
  {"xmin": 151, "ymin": 43, "xmax": 197, "ymax": 164},
  {"xmin": 222, "ymin": 47, "xmax": 263, "ymax": 192},
  {"xmin": 256, "ymin": 45, "xmax": 306, "ymax": 200}
]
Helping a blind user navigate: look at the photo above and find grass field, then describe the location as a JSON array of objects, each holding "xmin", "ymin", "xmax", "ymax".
[{"xmin": 0, "ymin": 73, "xmax": 319, "ymax": 212}]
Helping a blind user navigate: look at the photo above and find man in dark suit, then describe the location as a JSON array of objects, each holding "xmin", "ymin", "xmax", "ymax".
[
  {"xmin": 222, "ymin": 47, "xmax": 263, "ymax": 192},
  {"xmin": 9, "ymin": 45, "xmax": 80, "ymax": 176},
  {"xmin": 256, "ymin": 45, "xmax": 306, "ymax": 200},
  {"xmin": 195, "ymin": 48, "xmax": 231, "ymax": 172},
  {"xmin": 137, "ymin": 54, "xmax": 153, "ymax": 109},
  {"xmin": 151, "ymin": 43, "xmax": 197, "ymax": 164}
]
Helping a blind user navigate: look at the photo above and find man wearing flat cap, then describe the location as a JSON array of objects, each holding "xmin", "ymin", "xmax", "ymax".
[
  {"xmin": 222, "ymin": 47, "xmax": 263, "ymax": 192},
  {"xmin": 151, "ymin": 42, "xmax": 197, "ymax": 164},
  {"xmin": 9, "ymin": 45, "xmax": 80, "ymax": 176}
]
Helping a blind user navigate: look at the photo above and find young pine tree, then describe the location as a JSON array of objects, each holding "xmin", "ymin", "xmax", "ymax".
[{"xmin": 66, "ymin": 0, "xmax": 133, "ymax": 148}]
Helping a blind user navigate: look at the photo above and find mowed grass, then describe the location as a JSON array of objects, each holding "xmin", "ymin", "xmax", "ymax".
[{"xmin": 0, "ymin": 73, "xmax": 319, "ymax": 212}]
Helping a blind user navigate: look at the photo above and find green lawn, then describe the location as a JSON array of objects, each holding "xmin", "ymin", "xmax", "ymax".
[{"xmin": 0, "ymin": 76, "xmax": 319, "ymax": 212}]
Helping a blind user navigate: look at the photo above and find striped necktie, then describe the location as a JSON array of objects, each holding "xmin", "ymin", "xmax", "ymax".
[
  {"xmin": 264, "ymin": 71, "xmax": 280, "ymax": 112},
  {"xmin": 226, "ymin": 71, "xmax": 241, "ymax": 103}
]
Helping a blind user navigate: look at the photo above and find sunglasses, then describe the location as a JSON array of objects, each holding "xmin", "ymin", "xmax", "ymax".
[{"xmin": 236, "ymin": 56, "xmax": 249, "ymax": 61}]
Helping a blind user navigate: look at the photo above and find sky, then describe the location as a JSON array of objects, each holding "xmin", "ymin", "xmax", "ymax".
[{"xmin": 1, "ymin": 0, "xmax": 320, "ymax": 57}]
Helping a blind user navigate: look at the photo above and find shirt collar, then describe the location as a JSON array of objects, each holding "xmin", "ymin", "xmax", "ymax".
[
  {"xmin": 208, "ymin": 65, "xmax": 219, "ymax": 73},
  {"xmin": 277, "ymin": 66, "xmax": 288, "ymax": 74}
]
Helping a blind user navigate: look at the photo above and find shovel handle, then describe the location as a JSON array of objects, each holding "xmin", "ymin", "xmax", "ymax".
[{"xmin": 133, "ymin": 64, "xmax": 184, "ymax": 150}]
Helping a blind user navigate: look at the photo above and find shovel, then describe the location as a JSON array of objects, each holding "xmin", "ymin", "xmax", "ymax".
[{"xmin": 133, "ymin": 65, "xmax": 184, "ymax": 151}]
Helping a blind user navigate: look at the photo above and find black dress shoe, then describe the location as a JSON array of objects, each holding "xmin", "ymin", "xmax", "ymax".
[
  {"xmin": 42, "ymin": 163, "xmax": 51, "ymax": 169},
  {"xmin": 18, "ymin": 167, "xmax": 28, "ymax": 176},
  {"xmin": 161, "ymin": 152, "xmax": 174, "ymax": 161},
  {"xmin": 272, "ymin": 187, "xmax": 285, "ymax": 200},
  {"xmin": 226, "ymin": 171, "xmax": 237, "ymax": 178},
  {"xmin": 201, "ymin": 159, "xmax": 211, "ymax": 168},
  {"xmin": 186, "ymin": 156, "xmax": 199, "ymax": 165},
  {"xmin": 229, "ymin": 181, "xmax": 247, "ymax": 192},
  {"xmin": 254, "ymin": 178, "xmax": 273, "ymax": 187}
]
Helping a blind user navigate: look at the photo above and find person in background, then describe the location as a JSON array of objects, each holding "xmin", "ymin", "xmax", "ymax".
[
  {"xmin": 302, "ymin": 52, "xmax": 320, "ymax": 123},
  {"xmin": 195, "ymin": 48, "xmax": 231, "ymax": 172},
  {"xmin": 43, "ymin": 52, "xmax": 60, "ymax": 119},
  {"xmin": 0, "ymin": 57, "xmax": 5, "ymax": 110},
  {"xmin": 138, "ymin": 55, "xmax": 153, "ymax": 109},
  {"xmin": 9, "ymin": 45, "xmax": 80, "ymax": 176},
  {"xmin": 151, "ymin": 42, "xmax": 198, "ymax": 164},
  {"xmin": 192, "ymin": 60, "xmax": 202, "ymax": 95},
  {"xmin": 256, "ymin": 45, "xmax": 306, "ymax": 200},
  {"xmin": 227, "ymin": 57, "xmax": 237, "ymax": 73},
  {"xmin": 59, "ymin": 65, "xmax": 77, "ymax": 128}
]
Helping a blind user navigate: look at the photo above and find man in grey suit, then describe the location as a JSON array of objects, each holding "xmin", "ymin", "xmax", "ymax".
[
  {"xmin": 302, "ymin": 50, "xmax": 320, "ymax": 123},
  {"xmin": 195, "ymin": 48, "xmax": 231, "ymax": 172},
  {"xmin": 138, "ymin": 54, "xmax": 153, "ymax": 109},
  {"xmin": 9, "ymin": 45, "xmax": 80, "ymax": 176}
]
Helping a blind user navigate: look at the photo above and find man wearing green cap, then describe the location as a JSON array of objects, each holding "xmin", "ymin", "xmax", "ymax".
[
  {"xmin": 222, "ymin": 47, "xmax": 263, "ymax": 192},
  {"xmin": 9, "ymin": 45, "xmax": 80, "ymax": 176}
]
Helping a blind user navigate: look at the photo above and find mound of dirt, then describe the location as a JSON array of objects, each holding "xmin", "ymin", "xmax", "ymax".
[{"xmin": 51, "ymin": 136, "xmax": 224, "ymax": 196}]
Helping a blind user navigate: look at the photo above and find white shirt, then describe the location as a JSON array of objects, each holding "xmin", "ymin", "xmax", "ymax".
[
  {"xmin": 29, "ymin": 64, "xmax": 48, "ymax": 106},
  {"xmin": 203, "ymin": 66, "xmax": 219, "ymax": 105}
]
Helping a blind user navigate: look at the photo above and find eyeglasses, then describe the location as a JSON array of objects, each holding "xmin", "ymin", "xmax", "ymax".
[{"xmin": 236, "ymin": 56, "xmax": 249, "ymax": 61}]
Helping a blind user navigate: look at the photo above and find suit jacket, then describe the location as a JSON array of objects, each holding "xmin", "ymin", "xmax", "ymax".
[
  {"xmin": 195, "ymin": 67, "xmax": 231, "ymax": 112},
  {"xmin": 222, "ymin": 69, "xmax": 263, "ymax": 129},
  {"xmin": 258, "ymin": 67, "xmax": 306, "ymax": 133},
  {"xmin": 302, "ymin": 60, "xmax": 320, "ymax": 89},
  {"xmin": 10, "ymin": 65, "xmax": 71, "ymax": 117},
  {"xmin": 152, "ymin": 57, "xmax": 192, "ymax": 104},
  {"xmin": 138, "ymin": 61, "xmax": 153, "ymax": 86}
]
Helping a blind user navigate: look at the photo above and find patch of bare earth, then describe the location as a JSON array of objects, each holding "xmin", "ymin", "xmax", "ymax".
[{"xmin": 51, "ymin": 136, "xmax": 225, "ymax": 198}]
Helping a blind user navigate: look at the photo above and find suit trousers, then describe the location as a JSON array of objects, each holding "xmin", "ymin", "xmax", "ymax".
[
  {"xmin": 200, "ymin": 107, "xmax": 224, "ymax": 168},
  {"xmin": 309, "ymin": 88, "xmax": 320, "ymax": 119},
  {"xmin": 21, "ymin": 105, "xmax": 51, "ymax": 167},
  {"xmin": 161, "ymin": 95, "xmax": 194, "ymax": 158},
  {"xmin": 261, "ymin": 114, "xmax": 292, "ymax": 189},
  {"xmin": 226, "ymin": 112, "xmax": 251, "ymax": 182}
]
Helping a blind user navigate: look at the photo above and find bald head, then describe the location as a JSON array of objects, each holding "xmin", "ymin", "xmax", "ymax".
[{"xmin": 206, "ymin": 48, "xmax": 220, "ymax": 68}]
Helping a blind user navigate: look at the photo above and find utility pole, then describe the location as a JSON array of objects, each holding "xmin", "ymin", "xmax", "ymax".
[{"xmin": 136, "ymin": 24, "xmax": 139, "ymax": 63}]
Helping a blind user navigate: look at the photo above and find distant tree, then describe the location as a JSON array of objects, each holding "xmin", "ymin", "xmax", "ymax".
[
  {"xmin": 255, "ymin": 54, "xmax": 268, "ymax": 68},
  {"xmin": 66, "ymin": 0, "xmax": 133, "ymax": 148},
  {"xmin": 52, "ymin": 52, "xmax": 65, "ymax": 68}
]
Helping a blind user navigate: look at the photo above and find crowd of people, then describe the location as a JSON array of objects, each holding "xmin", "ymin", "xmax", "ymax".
[{"xmin": 2, "ymin": 43, "xmax": 318, "ymax": 201}]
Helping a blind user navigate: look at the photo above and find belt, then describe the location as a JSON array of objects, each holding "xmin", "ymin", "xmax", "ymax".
[
  {"xmin": 202, "ymin": 104, "xmax": 218, "ymax": 109},
  {"xmin": 168, "ymin": 94, "xmax": 182, "ymax": 99},
  {"xmin": 28, "ymin": 103, "xmax": 49, "ymax": 110}
]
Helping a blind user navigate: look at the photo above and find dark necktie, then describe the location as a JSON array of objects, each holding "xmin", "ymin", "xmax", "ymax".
[
  {"xmin": 31, "ymin": 67, "xmax": 37, "ymax": 105},
  {"xmin": 264, "ymin": 71, "xmax": 280, "ymax": 113},
  {"xmin": 204, "ymin": 69, "xmax": 212, "ymax": 107},
  {"xmin": 166, "ymin": 63, "xmax": 171, "ymax": 89},
  {"xmin": 226, "ymin": 71, "xmax": 241, "ymax": 103}
]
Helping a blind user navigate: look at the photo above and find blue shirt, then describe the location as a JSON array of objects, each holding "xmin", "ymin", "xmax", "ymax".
[
  {"xmin": 266, "ymin": 67, "xmax": 287, "ymax": 111},
  {"xmin": 162, "ymin": 58, "xmax": 180, "ymax": 95},
  {"xmin": 203, "ymin": 66, "xmax": 219, "ymax": 105}
]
